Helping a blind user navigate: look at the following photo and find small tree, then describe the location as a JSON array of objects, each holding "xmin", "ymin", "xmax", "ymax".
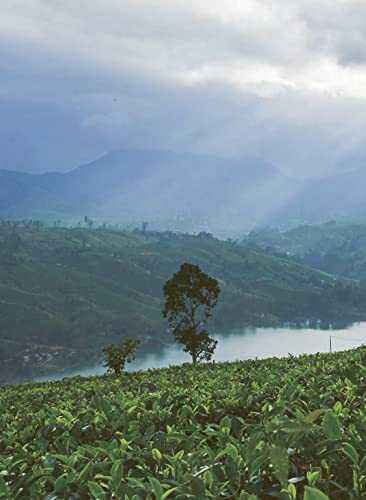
[
  {"xmin": 163, "ymin": 262, "xmax": 220, "ymax": 364},
  {"xmin": 103, "ymin": 338, "xmax": 141, "ymax": 376}
]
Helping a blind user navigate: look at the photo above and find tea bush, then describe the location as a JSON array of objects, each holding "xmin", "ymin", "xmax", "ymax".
[{"xmin": 2, "ymin": 347, "xmax": 366, "ymax": 498}]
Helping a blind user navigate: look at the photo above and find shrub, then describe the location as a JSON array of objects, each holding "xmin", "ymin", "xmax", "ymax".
[{"xmin": 103, "ymin": 338, "xmax": 141, "ymax": 375}]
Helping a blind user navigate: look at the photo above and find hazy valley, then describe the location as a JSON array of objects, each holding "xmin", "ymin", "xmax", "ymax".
[{"xmin": 3, "ymin": 149, "xmax": 366, "ymax": 237}]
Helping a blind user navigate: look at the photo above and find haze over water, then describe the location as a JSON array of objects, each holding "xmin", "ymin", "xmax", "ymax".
[{"xmin": 38, "ymin": 322, "xmax": 366, "ymax": 382}]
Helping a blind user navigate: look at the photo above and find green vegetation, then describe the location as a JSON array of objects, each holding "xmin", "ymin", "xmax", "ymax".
[
  {"xmin": 1, "ymin": 347, "xmax": 366, "ymax": 498},
  {"xmin": 245, "ymin": 221, "xmax": 366, "ymax": 281},
  {"xmin": 163, "ymin": 263, "xmax": 220, "ymax": 364},
  {"xmin": 1, "ymin": 223, "xmax": 366, "ymax": 383},
  {"xmin": 103, "ymin": 338, "xmax": 142, "ymax": 376}
]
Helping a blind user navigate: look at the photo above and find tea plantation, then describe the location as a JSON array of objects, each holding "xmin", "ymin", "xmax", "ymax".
[
  {"xmin": 2, "ymin": 224, "xmax": 366, "ymax": 383},
  {"xmin": 2, "ymin": 348, "xmax": 366, "ymax": 499}
]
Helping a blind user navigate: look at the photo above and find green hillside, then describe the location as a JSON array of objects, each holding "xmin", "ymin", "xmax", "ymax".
[
  {"xmin": 245, "ymin": 222, "xmax": 366, "ymax": 280},
  {"xmin": 2, "ymin": 347, "xmax": 366, "ymax": 498},
  {"xmin": 1, "ymin": 223, "xmax": 366, "ymax": 383}
]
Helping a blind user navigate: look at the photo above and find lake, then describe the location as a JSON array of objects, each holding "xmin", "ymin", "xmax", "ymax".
[{"xmin": 38, "ymin": 322, "xmax": 366, "ymax": 381}]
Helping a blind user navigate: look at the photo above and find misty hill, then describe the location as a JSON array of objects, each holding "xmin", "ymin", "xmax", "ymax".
[
  {"xmin": 270, "ymin": 165, "xmax": 366, "ymax": 226},
  {"xmin": 3, "ymin": 149, "xmax": 366, "ymax": 234},
  {"xmin": 1, "ymin": 224, "xmax": 366, "ymax": 383},
  {"xmin": 245, "ymin": 221, "xmax": 366, "ymax": 281},
  {"xmin": 0, "ymin": 150, "xmax": 299, "ymax": 235}
]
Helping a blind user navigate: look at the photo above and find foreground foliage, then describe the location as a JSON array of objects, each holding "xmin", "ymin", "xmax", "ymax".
[{"xmin": 2, "ymin": 348, "xmax": 366, "ymax": 498}]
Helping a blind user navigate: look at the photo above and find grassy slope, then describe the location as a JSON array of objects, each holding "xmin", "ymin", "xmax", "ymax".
[
  {"xmin": 245, "ymin": 222, "xmax": 366, "ymax": 280},
  {"xmin": 1, "ymin": 347, "xmax": 366, "ymax": 498},
  {"xmin": 1, "ymin": 225, "xmax": 365, "ymax": 382}
]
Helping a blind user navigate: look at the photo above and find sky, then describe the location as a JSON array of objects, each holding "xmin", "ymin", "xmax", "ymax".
[{"xmin": 1, "ymin": 0, "xmax": 366, "ymax": 176}]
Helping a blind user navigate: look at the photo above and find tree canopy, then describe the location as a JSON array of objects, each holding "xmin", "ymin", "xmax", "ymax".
[{"xmin": 163, "ymin": 262, "xmax": 220, "ymax": 364}]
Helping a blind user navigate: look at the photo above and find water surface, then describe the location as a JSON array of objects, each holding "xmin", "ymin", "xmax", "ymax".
[{"xmin": 39, "ymin": 322, "xmax": 366, "ymax": 381}]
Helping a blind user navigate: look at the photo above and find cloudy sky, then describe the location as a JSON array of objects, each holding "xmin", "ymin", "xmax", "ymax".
[{"xmin": 1, "ymin": 0, "xmax": 366, "ymax": 176}]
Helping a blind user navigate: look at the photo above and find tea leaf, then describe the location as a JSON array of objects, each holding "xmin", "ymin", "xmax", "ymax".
[
  {"xmin": 304, "ymin": 486, "xmax": 330, "ymax": 500},
  {"xmin": 323, "ymin": 412, "xmax": 342, "ymax": 441}
]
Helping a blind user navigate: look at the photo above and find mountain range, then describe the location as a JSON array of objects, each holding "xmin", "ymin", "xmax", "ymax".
[{"xmin": 1, "ymin": 149, "xmax": 366, "ymax": 235}]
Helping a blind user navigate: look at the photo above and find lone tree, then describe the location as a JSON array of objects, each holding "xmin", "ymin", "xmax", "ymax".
[
  {"xmin": 103, "ymin": 337, "xmax": 141, "ymax": 376},
  {"xmin": 163, "ymin": 262, "xmax": 220, "ymax": 364}
]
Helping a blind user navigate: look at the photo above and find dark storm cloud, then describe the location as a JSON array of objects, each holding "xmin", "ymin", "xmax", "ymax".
[{"xmin": 1, "ymin": 0, "xmax": 366, "ymax": 175}]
